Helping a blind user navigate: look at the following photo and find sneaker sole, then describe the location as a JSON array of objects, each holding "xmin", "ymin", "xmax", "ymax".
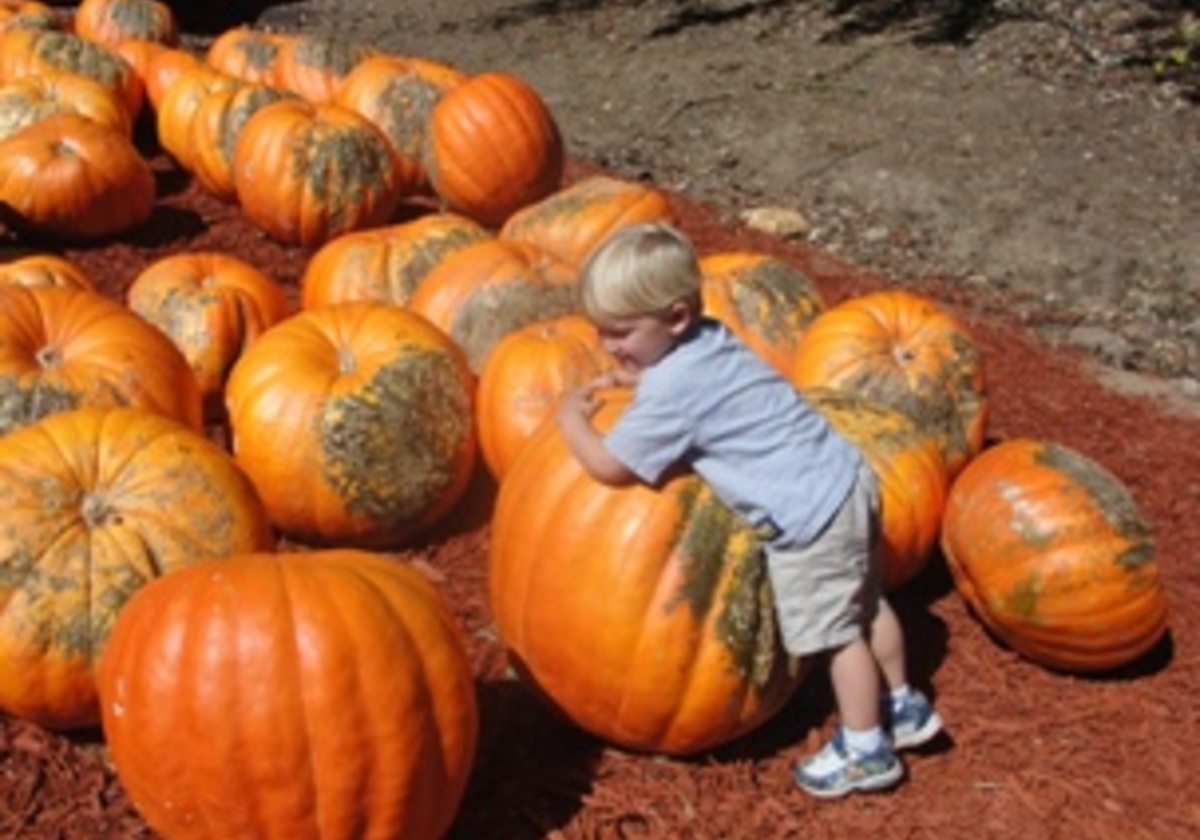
[
  {"xmin": 892, "ymin": 710, "xmax": 945, "ymax": 751},
  {"xmin": 794, "ymin": 762, "xmax": 905, "ymax": 799}
]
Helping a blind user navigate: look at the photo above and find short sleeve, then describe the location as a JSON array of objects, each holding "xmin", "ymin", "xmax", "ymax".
[{"xmin": 603, "ymin": 386, "xmax": 694, "ymax": 484}]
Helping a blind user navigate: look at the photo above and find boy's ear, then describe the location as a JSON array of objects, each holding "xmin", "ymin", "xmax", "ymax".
[{"xmin": 664, "ymin": 299, "xmax": 696, "ymax": 335}]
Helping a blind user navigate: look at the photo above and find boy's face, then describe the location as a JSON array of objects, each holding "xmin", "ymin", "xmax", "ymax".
[{"xmin": 595, "ymin": 302, "xmax": 693, "ymax": 373}]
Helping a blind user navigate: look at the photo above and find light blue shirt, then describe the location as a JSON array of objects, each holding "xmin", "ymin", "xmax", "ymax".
[{"xmin": 604, "ymin": 318, "xmax": 861, "ymax": 546}]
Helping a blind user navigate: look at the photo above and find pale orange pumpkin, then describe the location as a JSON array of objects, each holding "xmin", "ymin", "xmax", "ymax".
[
  {"xmin": 0, "ymin": 285, "xmax": 203, "ymax": 436},
  {"xmin": 224, "ymin": 303, "xmax": 477, "ymax": 547},
  {"xmin": 0, "ymin": 405, "xmax": 274, "ymax": 729},
  {"xmin": 126, "ymin": 252, "xmax": 290, "ymax": 421},
  {"xmin": 300, "ymin": 212, "xmax": 492, "ymax": 310}
]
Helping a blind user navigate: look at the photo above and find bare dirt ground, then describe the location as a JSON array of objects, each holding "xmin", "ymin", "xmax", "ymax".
[
  {"xmin": 2, "ymin": 3, "xmax": 1200, "ymax": 840},
  {"xmin": 247, "ymin": 0, "xmax": 1200, "ymax": 415}
]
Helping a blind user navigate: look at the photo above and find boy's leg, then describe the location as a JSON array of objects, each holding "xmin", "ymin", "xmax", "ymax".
[{"xmin": 870, "ymin": 598, "xmax": 944, "ymax": 749}]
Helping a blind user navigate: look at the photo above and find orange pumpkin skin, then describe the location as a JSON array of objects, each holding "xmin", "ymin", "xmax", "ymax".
[
  {"xmin": 0, "ymin": 28, "xmax": 144, "ymax": 119},
  {"xmin": 407, "ymin": 237, "xmax": 579, "ymax": 373},
  {"xmin": 940, "ymin": 438, "xmax": 1168, "ymax": 673},
  {"xmin": 204, "ymin": 25, "xmax": 288, "ymax": 85},
  {"xmin": 790, "ymin": 289, "xmax": 987, "ymax": 479},
  {"xmin": 499, "ymin": 174, "xmax": 677, "ymax": 268},
  {"xmin": 476, "ymin": 314, "xmax": 615, "ymax": 481},
  {"xmin": 269, "ymin": 33, "xmax": 377, "ymax": 104},
  {"xmin": 72, "ymin": 0, "xmax": 178, "ymax": 48},
  {"xmin": 0, "ymin": 406, "xmax": 274, "ymax": 729},
  {"xmin": 425, "ymin": 71, "xmax": 564, "ymax": 227},
  {"xmin": 335, "ymin": 53, "xmax": 467, "ymax": 193},
  {"xmin": 113, "ymin": 38, "xmax": 201, "ymax": 111},
  {"xmin": 189, "ymin": 81, "xmax": 294, "ymax": 201},
  {"xmin": 126, "ymin": 252, "xmax": 289, "ymax": 420},
  {"xmin": 300, "ymin": 212, "xmax": 492, "ymax": 311},
  {"xmin": 97, "ymin": 549, "xmax": 478, "ymax": 840},
  {"xmin": 225, "ymin": 303, "xmax": 476, "ymax": 547},
  {"xmin": 0, "ymin": 253, "xmax": 96, "ymax": 291},
  {"xmin": 0, "ymin": 69, "xmax": 132, "ymax": 141},
  {"xmin": 490, "ymin": 390, "xmax": 807, "ymax": 755},
  {"xmin": 155, "ymin": 65, "xmax": 238, "ymax": 172},
  {"xmin": 0, "ymin": 285, "xmax": 203, "ymax": 436},
  {"xmin": 806, "ymin": 389, "xmax": 949, "ymax": 591},
  {"xmin": 0, "ymin": 113, "xmax": 153, "ymax": 240},
  {"xmin": 234, "ymin": 99, "xmax": 408, "ymax": 248},
  {"xmin": 700, "ymin": 252, "xmax": 826, "ymax": 377}
]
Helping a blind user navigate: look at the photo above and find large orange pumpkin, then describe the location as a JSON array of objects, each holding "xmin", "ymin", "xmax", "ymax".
[
  {"xmin": 425, "ymin": 71, "xmax": 564, "ymax": 227},
  {"xmin": 225, "ymin": 303, "xmax": 476, "ymax": 547},
  {"xmin": 0, "ymin": 112, "xmax": 154, "ymax": 240},
  {"xmin": 97, "ymin": 549, "xmax": 478, "ymax": 840},
  {"xmin": 940, "ymin": 438, "xmax": 1168, "ymax": 673},
  {"xmin": 233, "ymin": 98, "xmax": 409, "ymax": 247},
  {"xmin": 490, "ymin": 389, "xmax": 807, "ymax": 755},
  {"xmin": 407, "ymin": 237, "xmax": 578, "ymax": 373},
  {"xmin": 476, "ymin": 314, "xmax": 615, "ymax": 481},
  {"xmin": 700, "ymin": 251, "xmax": 826, "ymax": 377},
  {"xmin": 300, "ymin": 211, "xmax": 491, "ymax": 310},
  {"xmin": 498, "ymin": 174, "xmax": 677, "ymax": 268},
  {"xmin": 790, "ymin": 289, "xmax": 987, "ymax": 479},
  {"xmin": 0, "ymin": 406, "xmax": 274, "ymax": 729},
  {"xmin": 0, "ymin": 285, "xmax": 203, "ymax": 435},
  {"xmin": 126, "ymin": 252, "xmax": 290, "ymax": 421}
]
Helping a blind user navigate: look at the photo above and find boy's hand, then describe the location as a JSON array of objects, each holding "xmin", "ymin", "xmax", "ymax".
[{"xmin": 557, "ymin": 381, "xmax": 604, "ymax": 425}]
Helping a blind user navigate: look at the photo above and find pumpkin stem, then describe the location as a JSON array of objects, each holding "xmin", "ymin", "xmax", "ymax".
[
  {"xmin": 81, "ymin": 492, "xmax": 116, "ymax": 528},
  {"xmin": 337, "ymin": 347, "xmax": 357, "ymax": 375},
  {"xmin": 36, "ymin": 344, "xmax": 63, "ymax": 369}
]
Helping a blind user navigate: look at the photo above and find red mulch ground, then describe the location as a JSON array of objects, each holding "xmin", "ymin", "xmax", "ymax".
[{"xmin": 2, "ymin": 153, "xmax": 1197, "ymax": 840}]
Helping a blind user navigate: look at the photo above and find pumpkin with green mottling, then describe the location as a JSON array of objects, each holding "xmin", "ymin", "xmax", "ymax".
[
  {"xmin": 300, "ymin": 212, "xmax": 491, "ymax": 311},
  {"xmin": 498, "ymin": 174, "xmax": 677, "ymax": 268},
  {"xmin": 806, "ymin": 388, "xmax": 949, "ymax": 590},
  {"xmin": 0, "ymin": 28, "xmax": 144, "ymax": 119},
  {"xmin": 72, "ymin": 0, "xmax": 178, "ymax": 49},
  {"xmin": 790, "ymin": 289, "xmax": 987, "ymax": 479},
  {"xmin": 0, "ymin": 406, "xmax": 274, "ymax": 730},
  {"xmin": 233, "ymin": 98, "xmax": 410, "ymax": 247},
  {"xmin": 0, "ymin": 285, "xmax": 203, "ymax": 437},
  {"xmin": 269, "ymin": 32, "xmax": 377, "ymax": 105},
  {"xmin": 940, "ymin": 437, "xmax": 1168, "ymax": 673},
  {"xmin": 189, "ymin": 81, "xmax": 294, "ymax": 201},
  {"xmin": 224, "ymin": 302, "xmax": 476, "ymax": 548},
  {"xmin": 489, "ymin": 389, "xmax": 807, "ymax": 755},
  {"xmin": 204, "ymin": 25, "xmax": 289, "ymax": 85},
  {"xmin": 701, "ymin": 251, "xmax": 826, "ymax": 377}
]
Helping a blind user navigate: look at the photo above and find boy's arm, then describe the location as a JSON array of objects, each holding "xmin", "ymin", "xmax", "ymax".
[{"xmin": 556, "ymin": 382, "xmax": 639, "ymax": 486}]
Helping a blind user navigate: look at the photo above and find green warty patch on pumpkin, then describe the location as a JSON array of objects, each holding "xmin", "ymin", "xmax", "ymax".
[
  {"xmin": 726, "ymin": 260, "xmax": 823, "ymax": 343},
  {"xmin": 0, "ymin": 379, "xmax": 85, "ymax": 437}
]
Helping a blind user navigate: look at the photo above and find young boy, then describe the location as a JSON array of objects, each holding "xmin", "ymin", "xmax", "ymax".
[{"xmin": 556, "ymin": 222, "xmax": 943, "ymax": 798}]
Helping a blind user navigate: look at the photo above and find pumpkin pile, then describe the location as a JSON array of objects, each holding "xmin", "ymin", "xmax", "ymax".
[{"xmin": 0, "ymin": 0, "xmax": 1171, "ymax": 836}]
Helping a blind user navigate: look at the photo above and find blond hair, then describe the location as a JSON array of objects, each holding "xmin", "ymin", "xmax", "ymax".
[{"xmin": 579, "ymin": 222, "xmax": 703, "ymax": 324}]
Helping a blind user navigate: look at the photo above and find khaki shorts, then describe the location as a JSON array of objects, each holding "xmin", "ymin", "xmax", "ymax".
[{"xmin": 765, "ymin": 461, "xmax": 882, "ymax": 656}]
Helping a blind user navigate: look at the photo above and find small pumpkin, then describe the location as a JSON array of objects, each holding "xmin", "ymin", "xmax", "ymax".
[
  {"xmin": 154, "ymin": 63, "xmax": 238, "ymax": 172},
  {"xmin": 189, "ymin": 81, "xmax": 294, "ymax": 201},
  {"xmin": 72, "ymin": 0, "xmax": 178, "ymax": 48},
  {"xmin": 790, "ymin": 288, "xmax": 987, "ymax": 479},
  {"xmin": 97, "ymin": 549, "xmax": 477, "ymax": 840},
  {"xmin": 233, "ymin": 98, "xmax": 409, "ymax": 247},
  {"xmin": 499, "ymin": 174, "xmax": 677, "ymax": 268},
  {"xmin": 425, "ymin": 71, "xmax": 564, "ymax": 227},
  {"xmin": 112, "ymin": 38, "xmax": 202, "ymax": 111},
  {"xmin": 0, "ymin": 405, "xmax": 274, "ymax": 729},
  {"xmin": 407, "ymin": 237, "xmax": 579, "ymax": 373},
  {"xmin": 700, "ymin": 251, "xmax": 826, "ymax": 377},
  {"xmin": 940, "ymin": 437, "xmax": 1168, "ymax": 673},
  {"xmin": 335, "ymin": 53, "xmax": 468, "ymax": 193},
  {"xmin": 126, "ymin": 252, "xmax": 290, "ymax": 421},
  {"xmin": 0, "ymin": 253, "xmax": 95, "ymax": 291},
  {"xmin": 476, "ymin": 314, "xmax": 615, "ymax": 481},
  {"xmin": 0, "ymin": 285, "xmax": 203, "ymax": 436},
  {"xmin": 0, "ymin": 112, "xmax": 154, "ymax": 241},
  {"xmin": 490, "ymin": 388, "xmax": 807, "ymax": 755},
  {"xmin": 300, "ymin": 211, "xmax": 492, "ymax": 310},
  {"xmin": 0, "ymin": 1, "xmax": 59, "ymax": 33},
  {"xmin": 225, "ymin": 302, "xmax": 476, "ymax": 547}
]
